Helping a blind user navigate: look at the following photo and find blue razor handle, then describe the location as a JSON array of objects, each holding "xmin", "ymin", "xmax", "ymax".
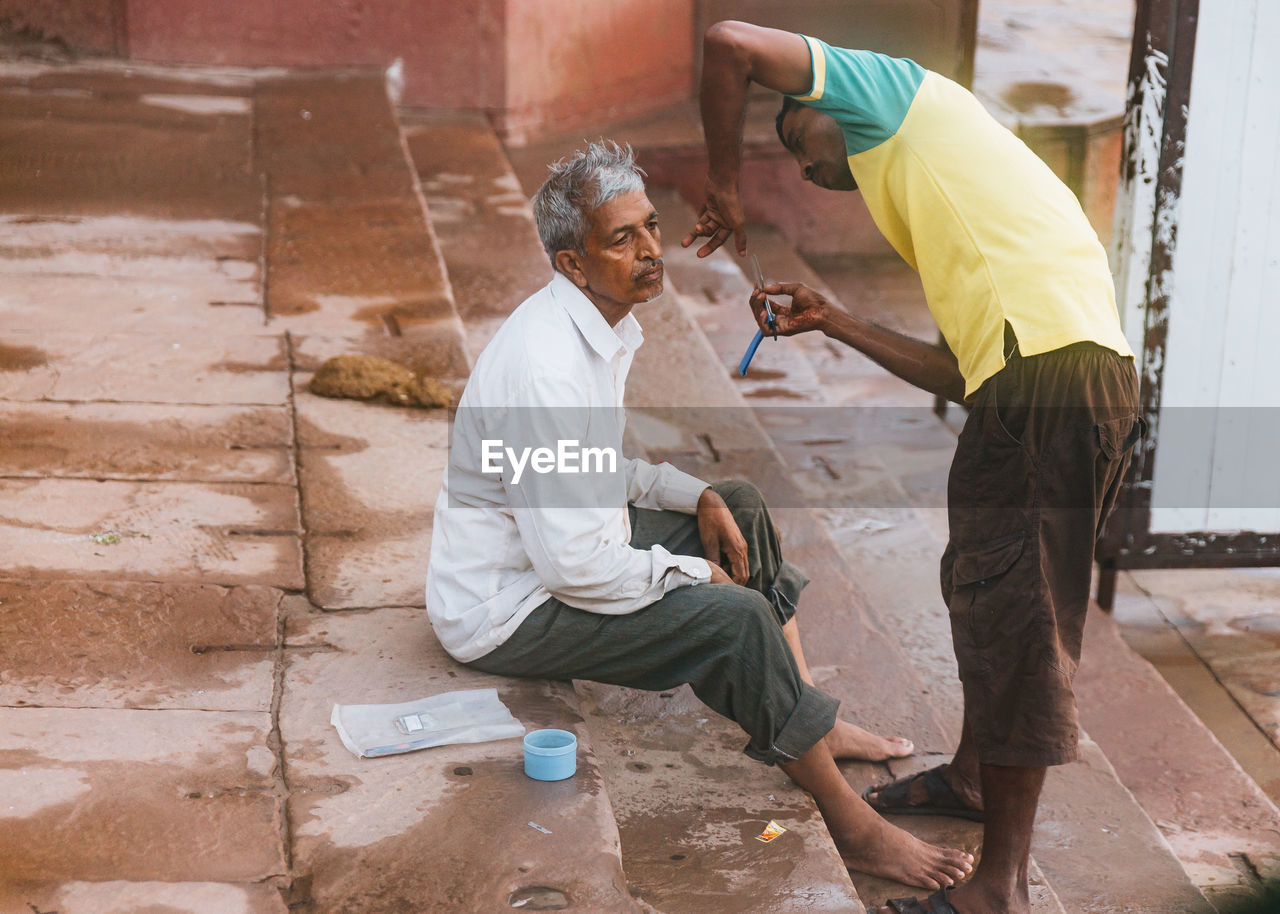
[{"xmin": 738, "ymin": 329, "xmax": 765, "ymax": 376}]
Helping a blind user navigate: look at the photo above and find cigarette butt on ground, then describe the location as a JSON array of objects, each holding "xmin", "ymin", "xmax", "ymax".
[{"xmin": 755, "ymin": 820, "xmax": 787, "ymax": 843}]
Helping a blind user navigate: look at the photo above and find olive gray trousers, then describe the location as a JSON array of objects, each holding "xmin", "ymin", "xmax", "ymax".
[{"xmin": 466, "ymin": 480, "xmax": 839, "ymax": 765}]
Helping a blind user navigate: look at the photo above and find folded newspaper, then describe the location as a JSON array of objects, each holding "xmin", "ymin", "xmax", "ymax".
[{"xmin": 331, "ymin": 688, "xmax": 525, "ymax": 758}]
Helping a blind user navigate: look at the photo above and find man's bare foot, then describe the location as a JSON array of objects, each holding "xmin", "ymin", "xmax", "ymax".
[
  {"xmin": 834, "ymin": 814, "xmax": 973, "ymax": 891},
  {"xmin": 825, "ymin": 719, "xmax": 915, "ymax": 762}
]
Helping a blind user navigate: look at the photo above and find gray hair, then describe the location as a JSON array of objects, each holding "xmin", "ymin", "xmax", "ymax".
[{"xmin": 532, "ymin": 140, "xmax": 646, "ymax": 263}]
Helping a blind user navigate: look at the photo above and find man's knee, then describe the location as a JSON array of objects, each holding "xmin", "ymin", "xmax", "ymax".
[
  {"xmin": 713, "ymin": 479, "xmax": 767, "ymax": 517},
  {"xmin": 697, "ymin": 584, "xmax": 777, "ymax": 640}
]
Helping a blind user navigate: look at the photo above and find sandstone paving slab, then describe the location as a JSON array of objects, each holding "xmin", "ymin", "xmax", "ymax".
[
  {"xmin": 575, "ymin": 680, "xmax": 863, "ymax": 912},
  {"xmin": 262, "ymin": 197, "xmax": 454, "ymax": 330},
  {"xmin": 1034, "ymin": 737, "xmax": 1216, "ymax": 913},
  {"xmin": 0, "ymin": 579, "xmax": 280, "ymax": 711},
  {"xmin": 815, "ymin": 503, "xmax": 966, "ymax": 738},
  {"xmin": 0, "ymin": 330, "xmax": 289, "ymax": 405},
  {"xmin": 0, "ymin": 707, "xmax": 284, "ymax": 883},
  {"xmin": 0, "ymin": 73, "xmax": 260, "ymax": 223},
  {"xmin": 1078, "ymin": 600, "xmax": 1280, "ymax": 897},
  {"xmin": 295, "ymin": 381, "xmax": 446, "ymax": 609},
  {"xmin": 404, "ymin": 113, "xmax": 552, "ymax": 353},
  {"xmin": 0, "ymin": 478, "xmax": 303, "ymax": 589},
  {"xmin": 0, "ymin": 401, "xmax": 293, "ymax": 483},
  {"xmin": 281, "ymin": 607, "xmax": 638, "ymax": 912},
  {"xmin": 1, "ymin": 879, "xmax": 288, "ymax": 914},
  {"xmin": 253, "ymin": 72, "xmax": 414, "ymax": 205},
  {"xmin": 0, "ymin": 272, "xmax": 266, "ymax": 335},
  {"xmin": 303, "ymin": 534, "xmax": 430, "ymax": 610},
  {"xmin": 254, "ymin": 72, "xmax": 455, "ymax": 337},
  {"xmin": 0, "ymin": 212, "xmax": 261, "ymax": 278},
  {"xmin": 1126, "ymin": 568, "xmax": 1280, "ymax": 755}
]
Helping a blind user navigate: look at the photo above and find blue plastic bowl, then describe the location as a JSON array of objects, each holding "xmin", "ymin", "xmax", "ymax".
[{"xmin": 523, "ymin": 729, "xmax": 577, "ymax": 781}]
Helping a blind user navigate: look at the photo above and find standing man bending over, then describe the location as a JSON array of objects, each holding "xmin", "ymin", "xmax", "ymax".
[
  {"xmin": 684, "ymin": 22, "xmax": 1142, "ymax": 914},
  {"xmin": 426, "ymin": 140, "xmax": 973, "ymax": 892}
]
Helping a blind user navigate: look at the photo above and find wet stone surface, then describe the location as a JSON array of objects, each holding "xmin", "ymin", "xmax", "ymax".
[
  {"xmin": 0, "ymin": 75, "xmax": 260, "ymax": 222},
  {"xmin": 2, "ymin": 879, "xmax": 289, "ymax": 914},
  {"xmin": 0, "ymin": 579, "xmax": 281, "ymax": 711},
  {"xmin": 294, "ymin": 381, "xmax": 447, "ymax": 609},
  {"xmin": 0, "ymin": 330, "xmax": 290, "ymax": 405},
  {"xmin": 282, "ymin": 608, "xmax": 637, "ymax": 913},
  {"xmin": 0, "ymin": 401, "xmax": 294, "ymax": 483},
  {"xmin": 0, "ymin": 477, "xmax": 304, "ymax": 589},
  {"xmin": 404, "ymin": 114, "xmax": 551, "ymax": 352},
  {"xmin": 0, "ymin": 707, "xmax": 284, "ymax": 884},
  {"xmin": 576, "ymin": 680, "xmax": 864, "ymax": 914}
]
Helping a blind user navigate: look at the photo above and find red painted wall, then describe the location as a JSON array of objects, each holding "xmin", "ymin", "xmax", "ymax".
[
  {"xmin": 120, "ymin": 0, "xmax": 696, "ymax": 141},
  {"xmin": 125, "ymin": 0, "xmax": 507, "ymax": 110},
  {"xmin": 500, "ymin": 0, "xmax": 695, "ymax": 143}
]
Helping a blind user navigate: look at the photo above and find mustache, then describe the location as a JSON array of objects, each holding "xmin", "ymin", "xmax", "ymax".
[{"xmin": 632, "ymin": 258, "xmax": 663, "ymax": 280}]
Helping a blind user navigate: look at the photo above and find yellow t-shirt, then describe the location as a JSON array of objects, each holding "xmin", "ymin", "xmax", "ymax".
[{"xmin": 793, "ymin": 35, "xmax": 1133, "ymax": 398}]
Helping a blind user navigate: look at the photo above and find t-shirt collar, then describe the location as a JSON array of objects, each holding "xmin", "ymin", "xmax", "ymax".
[{"xmin": 549, "ymin": 271, "xmax": 644, "ymax": 359}]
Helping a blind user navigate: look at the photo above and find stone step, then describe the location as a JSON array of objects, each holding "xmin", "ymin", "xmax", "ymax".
[
  {"xmin": 401, "ymin": 110, "xmax": 551, "ymax": 356},
  {"xmin": 280, "ymin": 602, "xmax": 638, "ymax": 913},
  {"xmin": 405, "ymin": 113, "xmax": 870, "ymax": 911},
  {"xmin": 649, "ymin": 186, "xmax": 1219, "ymax": 911},
  {"xmin": 1077, "ymin": 594, "xmax": 1280, "ymax": 909}
]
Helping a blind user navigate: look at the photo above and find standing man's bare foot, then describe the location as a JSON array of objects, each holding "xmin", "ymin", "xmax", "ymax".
[
  {"xmin": 825, "ymin": 719, "xmax": 915, "ymax": 762},
  {"xmin": 832, "ymin": 813, "xmax": 973, "ymax": 890}
]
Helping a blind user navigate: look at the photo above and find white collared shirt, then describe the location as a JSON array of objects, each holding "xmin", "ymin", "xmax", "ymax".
[{"xmin": 425, "ymin": 273, "xmax": 712, "ymax": 663}]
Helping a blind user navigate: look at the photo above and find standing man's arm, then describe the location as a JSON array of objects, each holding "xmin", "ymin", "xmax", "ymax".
[
  {"xmin": 682, "ymin": 21, "xmax": 813, "ymax": 258},
  {"xmin": 751, "ymin": 281, "xmax": 968, "ymax": 404},
  {"xmin": 687, "ymin": 21, "xmax": 968, "ymax": 403}
]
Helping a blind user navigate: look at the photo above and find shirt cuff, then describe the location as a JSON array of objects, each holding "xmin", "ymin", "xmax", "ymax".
[
  {"xmin": 662, "ymin": 554, "xmax": 711, "ymax": 592},
  {"xmin": 657, "ymin": 464, "xmax": 711, "ymax": 514}
]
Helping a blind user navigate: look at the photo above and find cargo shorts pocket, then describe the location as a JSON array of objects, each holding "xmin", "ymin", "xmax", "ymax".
[
  {"xmin": 1096, "ymin": 414, "xmax": 1145, "ymax": 461},
  {"xmin": 947, "ymin": 533, "xmax": 1029, "ymax": 676}
]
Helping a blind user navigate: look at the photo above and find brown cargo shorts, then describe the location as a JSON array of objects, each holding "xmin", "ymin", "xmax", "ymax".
[{"xmin": 943, "ymin": 332, "xmax": 1142, "ymax": 767}]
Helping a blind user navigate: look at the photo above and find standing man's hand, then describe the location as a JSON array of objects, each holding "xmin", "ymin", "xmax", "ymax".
[
  {"xmin": 682, "ymin": 178, "xmax": 748, "ymax": 258},
  {"xmin": 750, "ymin": 281, "xmax": 835, "ymax": 337},
  {"xmin": 697, "ymin": 488, "xmax": 749, "ymax": 585}
]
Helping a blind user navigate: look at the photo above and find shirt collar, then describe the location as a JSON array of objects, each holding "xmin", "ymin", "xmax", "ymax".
[{"xmin": 549, "ymin": 272, "xmax": 644, "ymax": 360}]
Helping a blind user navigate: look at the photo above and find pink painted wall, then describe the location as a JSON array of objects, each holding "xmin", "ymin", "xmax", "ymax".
[
  {"xmin": 500, "ymin": 0, "xmax": 695, "ymax": 143},
  {"xmin": 125, "ymin": 0, "xmax": 507, "ymax": 110},
  {"xmin": 120, "ymin": 0, "xmax": 695, "ymax": 142}
]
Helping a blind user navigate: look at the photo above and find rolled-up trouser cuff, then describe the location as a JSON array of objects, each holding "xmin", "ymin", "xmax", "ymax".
[
  {"xmin": 767, "ymin": 559, "xmax": 809, "ymax": 626},
  {"xmin": 744, "ymin": 681, "xmax": 839, "ymax": 766}
]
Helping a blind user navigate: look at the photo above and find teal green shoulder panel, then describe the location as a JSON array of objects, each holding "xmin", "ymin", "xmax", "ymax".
[{"xmin": 789, "ymin": 35, "xmax": 925, "ymax": 155}]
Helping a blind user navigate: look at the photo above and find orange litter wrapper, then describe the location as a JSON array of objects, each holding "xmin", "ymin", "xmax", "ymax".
[{"xmin": 756, "ymin": 819, "xmax": 788, "ymax": 843}]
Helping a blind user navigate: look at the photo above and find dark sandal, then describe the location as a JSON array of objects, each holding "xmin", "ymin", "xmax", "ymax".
[
  {"xmin": 886, "ymin": 888, "xmax": 961, "ymax": 913},
  {"xmin": 862, "ymin": 765, "xmax": 984, "ymax": 822}
]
